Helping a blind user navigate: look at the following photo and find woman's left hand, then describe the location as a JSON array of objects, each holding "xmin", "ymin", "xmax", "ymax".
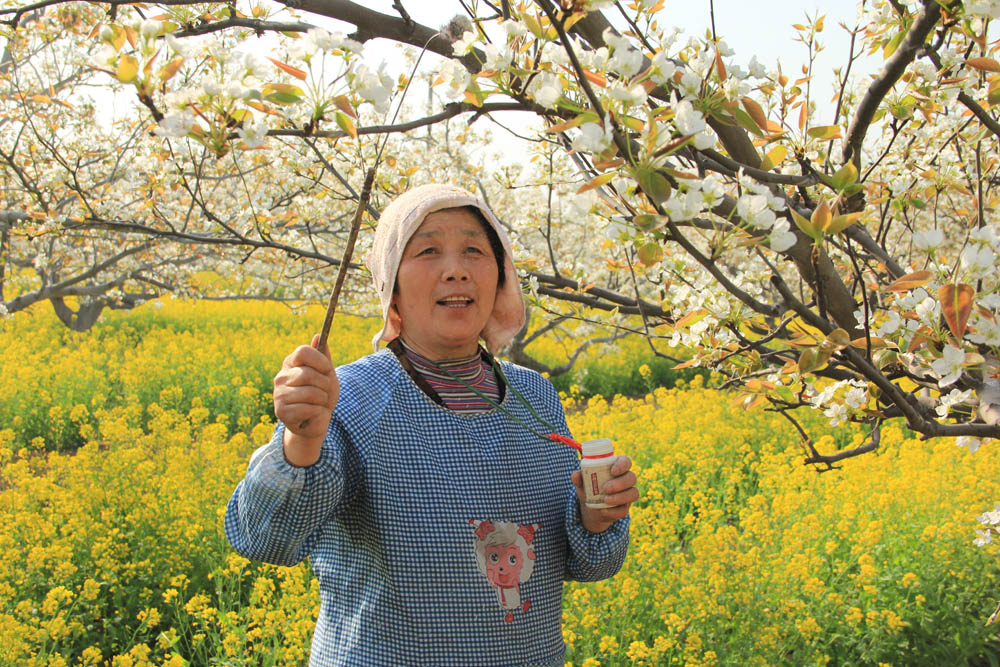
[{"xmin": 572, "ymin": 456, "xmax": 639, "ymax": 534}]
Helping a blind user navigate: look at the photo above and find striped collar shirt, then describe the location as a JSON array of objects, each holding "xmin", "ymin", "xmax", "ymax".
[{"xmin": 398, "ymin": 338, "xmax": 501, "ymax": 413}]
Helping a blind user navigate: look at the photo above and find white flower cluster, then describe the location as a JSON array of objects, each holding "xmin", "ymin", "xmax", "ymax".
[
  {"xmin": 965, "ymin": 0, "xmax": 1000, "ymax": 19},
  {"xmin": 352, "ymin": 63, "xmax": 394, "ymax": 113},
  {"xmin": 975, "ymin": 503, "xmax": 1000, "ymax": 546},
  {"xmin": 808, "ymin": 380, "xmax": 869, "ymax": 426},
  {"xmin": 289, "ymin": 28, "xmax": 362, "ymax": 61}
]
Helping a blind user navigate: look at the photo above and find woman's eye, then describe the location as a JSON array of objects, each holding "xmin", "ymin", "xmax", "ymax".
[
  {"xmin": 466, "ymin": 246, "xmax": 485, "ymax": 254},
  {"xmin": 416, "ymin": 247, "xmax": 436, "ymax": 256}
]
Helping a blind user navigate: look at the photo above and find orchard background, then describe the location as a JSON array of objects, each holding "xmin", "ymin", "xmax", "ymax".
[{"xmin": 6, "ymin": 0, "xmax": 1000, "ymax": 663}]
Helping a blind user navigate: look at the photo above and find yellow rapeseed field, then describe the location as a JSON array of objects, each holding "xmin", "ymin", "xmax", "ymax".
[{"xmin": 2, "ymin": 300, "xmax": 999, "ymax": 665}]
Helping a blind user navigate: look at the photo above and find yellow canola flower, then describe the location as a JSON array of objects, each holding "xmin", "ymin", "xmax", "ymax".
[{"xmin": 2, "ymin": 299, "xmax": 1000, "ymax": 665}]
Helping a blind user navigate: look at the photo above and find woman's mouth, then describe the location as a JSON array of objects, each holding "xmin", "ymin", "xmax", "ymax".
[{"xmin": 437, "ymin": 296, "xmax": 474, "ymax": 308}]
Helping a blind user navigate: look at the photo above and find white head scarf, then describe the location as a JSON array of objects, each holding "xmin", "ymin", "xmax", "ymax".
[{"xmin": 364, "ymin": 184, "xmax": 525, "ymax": 354}]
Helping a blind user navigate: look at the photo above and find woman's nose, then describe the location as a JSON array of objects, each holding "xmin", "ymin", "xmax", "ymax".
[{"xmin": 442, "ymin": 256, "xmax": 470, "ymax": 281}]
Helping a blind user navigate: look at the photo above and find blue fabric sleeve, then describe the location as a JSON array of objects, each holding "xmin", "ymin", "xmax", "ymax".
[{"xmin": 224, "ymin": 419, "xmax": 356, "ymax": 567}]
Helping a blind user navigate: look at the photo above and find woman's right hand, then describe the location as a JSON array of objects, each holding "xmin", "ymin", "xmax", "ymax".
[{"xmin": 273, "ymin": 334, "xmax": 340, "ymax": 466}]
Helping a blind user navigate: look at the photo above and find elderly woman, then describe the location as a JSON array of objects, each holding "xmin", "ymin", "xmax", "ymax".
[{"xmin": 225, "ymin": 184, "xmax": 638, "ymax": 665}]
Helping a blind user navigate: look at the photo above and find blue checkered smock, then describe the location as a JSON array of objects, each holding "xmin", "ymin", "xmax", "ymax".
[{"xmin": 225, "ymin": 349, "xmax": 630, "ymax": 666}]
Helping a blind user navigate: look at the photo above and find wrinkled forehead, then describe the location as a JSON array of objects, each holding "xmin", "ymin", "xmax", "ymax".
[{"xmin": 408, "ymin": 206, "xmax": 489, "ymax": 239}]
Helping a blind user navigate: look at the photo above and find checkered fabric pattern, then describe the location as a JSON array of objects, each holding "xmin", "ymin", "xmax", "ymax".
[{"xmin": 225, "ymin": 349, "xmax": 630, "ymax": 666}]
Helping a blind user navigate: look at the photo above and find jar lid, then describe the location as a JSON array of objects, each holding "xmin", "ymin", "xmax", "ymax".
[{"xmin": 581, "ymin": 438, "xmax": 614, "ymax": 458}]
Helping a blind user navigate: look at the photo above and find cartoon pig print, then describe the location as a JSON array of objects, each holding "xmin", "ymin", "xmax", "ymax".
[{"xmin": 469, "ymin": 519, "xmax": 541, "ymax": 623}]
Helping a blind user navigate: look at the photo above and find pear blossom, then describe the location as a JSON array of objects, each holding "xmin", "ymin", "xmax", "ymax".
[
  {"xmin": 961, "ymin": 245, "xmax": 995, "ymax": 279},
  {"xmin": 747, "ymin": 55, "xmax": 766, "ymax": 78},
  {"xmin": 769, "ymin": 219, "xmax": 796, "ymax": 252},
  {"xmin": 912, "ymin": 228, "xmax": 944, "ymax": 252},
  {"xmin": 201, "ymin": 77, "xmax": 222, "ymax": 96},
  {"xmin": 238, "ymin": 116, "xmax": 270, "ymax": 149},
  {"xmin": 650, "ymin": 51, "xmax": 677, "ymax": 86},
  {"xmin": 607, "ymin": 42, "xmax": 643, "ymax": 78},
  {"xmin": 845, "ymin": 385, "xmax": 868, "ymax": 409},
  {"xmin": 528, "ymin": 72, "xmax": 562, "ymax": 109},
  {"xmin": 935, "ymin": 388, "xmax": 972, "ymax": 417},
  {"xmin": 607, "ymin": 83, "xmax": 647, "ymax": 108},
  {"xmin": 966, "ymin": 0, "xmax": 1000, "ymax": 19},
  {"xmin": 968, "ymin": 316, "xmax": 1000, "ymax": 346},
  {"xmin": 89, "ymin": 44, "xmax": 117, "ymax": 68},
  {"xmin": 572, "ymin": 121, "xmax": 612, "ymax": 153},
  {"xmin": 692, "ymin": 130, "xmax": 715, "ymax": 150},
  {"xmin": 540, "ymin": 42, "xmax": 570, "ymax": 68},
  {"xmin": 354, "ymin": 63, "xmax": 393, "ymax": 113},
  {"xmin": 437, "ymin": 59, "xmax": 471, "ymax": 101},
  {"xmin": 140, "ymin": 19, "xmax": 162, "ymax": 38},
  {"xmin": 876, "ymin": 310, "xmax": 902, "ymax": 336},
  {"xmin": 153, "ymin": 110, "xmax": 196, "ymax": 138},
  {"xmin": 501, "ymin": 19, "xmax": 527, "ymax": 39},
  {"xmin": 824, "ymin": 402, "xmax": 849, "ymax": 426},
  {"xmin": 452, "ymin": 30, "xmax": 477, "ymax": 56},
  {"xmin": 679, "ymin": 70, "xmax": 702, "ymax": 97},
  {"xmin": 931, "ymin": 344, "xmax": 966, "ymax": 388},
  {"xmin": 664, "ymin": 189, "xmax": 703, "ymax": 222},
  {"xmin": 957, "ymin": 435, "xmax": 983, "ymax": 454},
  {"xmin": 974, "ymin": 529, "xmax": 993, "ymax": 547},
  {"xmin": 736, "ymin": 194, "xmax": 776, "ymax": 230},
  {"xmin": 978, "ymin": 503, "xmax": 1000, "ymax": 525},
  {"xmin": 483, "ymin": 44, "xmax": 512, "ymax": 71},
  {"xmin": 673, "ymin": 99, "xmax": 707, "ymax": 136}
]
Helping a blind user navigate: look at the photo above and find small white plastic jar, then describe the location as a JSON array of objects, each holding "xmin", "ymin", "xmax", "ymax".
[{"xmin": 580, "ymin": 438, "xmax": 616, "ymax": 508}]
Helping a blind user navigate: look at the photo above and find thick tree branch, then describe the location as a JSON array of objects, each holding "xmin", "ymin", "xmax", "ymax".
[{"xmin": 841, "ymin": 0, "xmax": 941, "ymax": 167}]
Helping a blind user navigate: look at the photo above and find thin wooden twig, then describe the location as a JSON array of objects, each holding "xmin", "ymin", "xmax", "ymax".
[
  {"xmin": 298, "ymin": 167, "xmax": 376, "ymax": 430},
  {"xmin": 316, "ymin": 166, "xmax": 376, "ymax": 351}
]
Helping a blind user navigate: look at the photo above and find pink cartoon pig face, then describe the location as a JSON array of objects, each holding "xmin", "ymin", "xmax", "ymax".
[{"xmin": 485, "ymin": 544, "xmax": 522, "ymax": 587}]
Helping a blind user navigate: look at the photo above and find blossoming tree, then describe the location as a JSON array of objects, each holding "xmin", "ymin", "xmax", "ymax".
[{"xmin": 4, "ymin": 0, "xmax": 1000, "ymax": 469}]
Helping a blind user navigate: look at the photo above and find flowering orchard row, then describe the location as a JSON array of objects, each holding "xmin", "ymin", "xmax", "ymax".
[{"xmin": 2, "ymin": 300, "xmax": 1000, "ymax": 664}]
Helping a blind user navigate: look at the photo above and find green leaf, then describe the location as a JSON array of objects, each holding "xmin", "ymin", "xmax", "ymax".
[
  {"xmin": 635, "ymin": 167, "xmax": 672, "ymax": 204},
  {"xmin": 831, "ymin": 162, "xmax": 858, "ymax": 190}
]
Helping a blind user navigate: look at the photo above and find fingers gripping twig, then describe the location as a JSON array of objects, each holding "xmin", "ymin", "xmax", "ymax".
[{"xmin": 298, "ymin": 166, "xmax": 376, "ymax": 430}]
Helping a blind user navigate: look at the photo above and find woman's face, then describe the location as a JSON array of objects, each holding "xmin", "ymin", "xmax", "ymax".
[{"xmin": 393, "ymin": 208, "xmax": 499, "ymax": 360}]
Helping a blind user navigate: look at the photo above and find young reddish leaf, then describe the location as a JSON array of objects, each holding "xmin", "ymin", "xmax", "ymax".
[
  {"xmin": 116, "ymin": 55, "xmax": 139, "ymax": 83},
  {"xmin": 885, "ymin": 270, "xmax": 933, "ymax": 292},
  {"xmin": 332, "ymin": 95, "xmax": 356, "ymax": 119},
  {"xmin": 159, "ymin": 56, "xmax": 184, "ymax": 82},
  {"xmin": 124, "ymin": 25, "xmax": 138, "ymax": 49},
  {"xmin": 576, "ymin": 172, "xmax": 615, "ymax": 194},
  {"xmin": 581, "ymin": 69, "xmax": 608, "ymax": 88},
  {"xmin": 967, "ymin": 57, "xmax": 1000, "ymax": 72},
  {"xmin": 826, "ymin": 212, "xmax": 863, "ymax": 235},
  {"xmin": 760, "ymin": 145, "xmax": 787, "ymax": 171},
  {"xmin": 797, "ymin": 347, "xmax": 822, "ymax": 374},
  {"xmin": 463, "ymin": 90, "xmax": 483, "ymax": 107},
  {"xmin": 811, "ymin": 200, "xmax": 832, "ymax": 233},
  {"xmin": 939, "ymin": 283, "xmax": 975, "ymax": 340},
  {"xmin": 545, "ymin": 116, "xmax": 586, "ymax": 133},
  {"xmin": 807, "ymin": 125, "xmax": 842, "ymax": 140},
  {"xmin": 268, "ymin": 57, "xmax": 308, "ymax": 81},
  {"xmin": 714, "ymin": 49, "xmax": 726, "ymax": 80},
  {"xmin": 826, "ymin": 328, "xmax": 850, "ymax": 350},
  {"xmin": 335, "ymin": 112, "xmax": 357, "ymax": 138},
  {"xmin": 789, "ymin": 208, "xmax": 818, "ymax": 239},
  {"xmin": 674, "ymin": 308, "xmax": 708, "ymax": 330},
  {"xmin": 741, "ymin": 97, "xmax": 767, "ymax": 131}
]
